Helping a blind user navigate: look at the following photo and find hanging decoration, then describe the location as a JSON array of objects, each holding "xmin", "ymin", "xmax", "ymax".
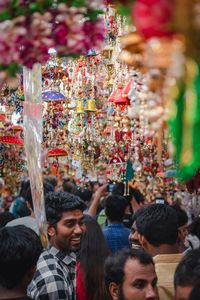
[
  {"xmin": 23, "ymin": 63, "xmax": 48, "ymax": 248},
  {"xmin": 0, "ymin": 0, "xmax": 105, "ymax": 88}
]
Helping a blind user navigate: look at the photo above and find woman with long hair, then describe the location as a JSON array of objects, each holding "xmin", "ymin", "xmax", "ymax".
[{"xmin": 77, "ymin": 214, "xmax": 110, "ymax": 300}]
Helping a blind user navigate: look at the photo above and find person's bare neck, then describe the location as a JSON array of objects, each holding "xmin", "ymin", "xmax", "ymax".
[
  {"xmin": 0, "ymin": 286, "xmax": 26, "ymax": 299},
  {"xmin": 149, "ymin": 243, "xmax": 180, "ymax": 257}
]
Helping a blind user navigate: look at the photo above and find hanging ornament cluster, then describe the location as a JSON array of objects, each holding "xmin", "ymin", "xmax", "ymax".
[{"xmin": 0, "ymin": 122, "xmax": 26, "ymax": 191}]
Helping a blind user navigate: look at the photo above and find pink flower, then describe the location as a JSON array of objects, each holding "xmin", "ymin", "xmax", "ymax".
[
  {"xmin": 83, "ymin": 19, "xmax": 105, "ymax": 51},
  {"xmin": 133, "ymin": 0, "xmax": 174, "ymax": 40}
]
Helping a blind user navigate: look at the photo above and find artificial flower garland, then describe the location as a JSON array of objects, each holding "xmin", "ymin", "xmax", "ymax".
[{"xmin": 0, "ymin": 0, "xmax": 105, "ymax": 87}]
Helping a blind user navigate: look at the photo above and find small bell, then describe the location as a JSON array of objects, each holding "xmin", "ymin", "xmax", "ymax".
[
  {"xmin": 76, "ymin": 101, "xmax": 84, "ymax": 114},
  {"xmin": 85, "ymin": 99, "xmax": 96, "ymax": 112}
]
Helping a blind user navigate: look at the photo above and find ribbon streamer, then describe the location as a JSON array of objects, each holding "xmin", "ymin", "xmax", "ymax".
[{"xmin": 23, "ymin": 64, "xmax": 48, "ymax": 248}]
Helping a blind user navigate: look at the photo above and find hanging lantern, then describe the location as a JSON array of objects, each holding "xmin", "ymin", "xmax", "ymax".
[
  {"xmin": 108, "ymin": 155, "xmax": 126, "ymax": 182},
  {"xmin": 113, "ymin": 86, "xmax": 130, "ymax": 105}
]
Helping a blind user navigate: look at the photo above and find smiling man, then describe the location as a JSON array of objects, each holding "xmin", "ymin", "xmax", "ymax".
[
  {"xmin": 28, "ymin": 191, "xmax": 86, "ymax": 300},
  {"xmin": 105, "ymin": 248, "xmax": 159, "ymax": 300}
]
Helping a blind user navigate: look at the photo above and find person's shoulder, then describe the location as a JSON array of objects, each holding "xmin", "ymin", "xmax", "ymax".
[
  {"xmin": 6, "ymin": 216, "xmax": 39, "ymax": 235},
  {"xmin": 28, "ymin": 250, "xmax": 67, "ymax": 295},
  {"xmin": 36, "ymin": 248, "xmax": 62, "ymax": 271}
]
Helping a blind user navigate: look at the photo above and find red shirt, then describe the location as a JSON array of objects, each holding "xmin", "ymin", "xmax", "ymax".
[{"xmin": 76, "ymin": 262, "xmax": 87, "ymax": 300}]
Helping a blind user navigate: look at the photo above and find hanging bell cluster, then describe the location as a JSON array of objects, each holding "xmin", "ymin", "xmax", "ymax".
[
  {"xmin": 85, "ymin": 99, "xmax": 96, "ymax": 112},
  {"xmin": 76, "ymin": 100, "xmax": 85, "ymax": 114}
]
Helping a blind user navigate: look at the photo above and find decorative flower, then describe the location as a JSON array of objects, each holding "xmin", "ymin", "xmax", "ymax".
[
  {"xmin": 0, "ymin": 1, "xmax": 105, "ymax": 85},
  {"xmin": 132, "ymin": 0, "xmax": 174, "ymax": 40},
  {"xmin": 83, "ymin": 19, "xmax": 105, "ymax": 52},
  {"xmin": 18, "ymin": 12, "xmax": 54, "ymax": 68}
]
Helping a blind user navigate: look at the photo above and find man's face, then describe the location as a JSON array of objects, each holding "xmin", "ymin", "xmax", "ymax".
[
  {"xmin": 175, "ymin": 285, "xmax": 193, "ymax": 300},
  {"xmin": 48, "ymin": 209, "xmax": 86, "ymax": 252},
  {"xmin": 109, "ymin": 258, "xmax": 159, "ymax": 300},
  {"xmin": 119, "ymin": 258, "xmax": 158, "ymax": 300},
  {"xmin": 129, "ymin": 222, "xmax": 142, "ymax": 250}
]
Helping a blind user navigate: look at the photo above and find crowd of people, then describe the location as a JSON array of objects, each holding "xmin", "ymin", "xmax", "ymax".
[{"xmin": 0, "ymin": 176, "xmax": 200, "ymax": 300}]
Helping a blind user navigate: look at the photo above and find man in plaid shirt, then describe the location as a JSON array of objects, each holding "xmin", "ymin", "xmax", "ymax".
[{"xmin": 28, "ymin": 191, "xmax": 86, "ymax": 300}]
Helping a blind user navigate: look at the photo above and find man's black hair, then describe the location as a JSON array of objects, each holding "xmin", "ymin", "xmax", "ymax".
[
  {"xmin": 189, "ymin": 281, "xmax": 200, "ymax": 300},
  {"xmin": 76, "ymin": 188, "xmax": 93, "ymax": 203},
  {"xmin": 0, "ymin": 225, "xmax": 42, "ymax": 289},
  {"xmin": 45, "ymin": 191, "xmax": 86, "ymax": 226},
  {"xmin": 171, "ymin": 204, "xmax": 188, "ymax": 227},
  {"xmin": 135, "ymin": 204, "xmax": 178, "ymax": 247},
  {"xmin": 62, "ymin": 177, "xmax": 77, "ymax": 194},
  {"xmin": 44, "ymin": 176, "xmax": 58, "ymax": 189},
  {"xmin": 105, "ymin": 195, "xmax": 129, "ymax": 223},
  {"xmin": 105, "ymin": 247, "xmax": 154, "ymax": 288},
  {"xmin": 112, "ymin": 182, "xmax": 145, "ymax": 204},
  {"xmin": 174, "ymin": 249, "xmax": 200, "ymax": 288},
  {"xmin": 0, "ymin": 211, "xmax": 16, "ymax": 228}
]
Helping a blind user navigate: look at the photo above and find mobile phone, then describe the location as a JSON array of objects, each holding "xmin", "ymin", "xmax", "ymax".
[{"xmin": 107, "ymin": 183, "xmax": 114, "ymax": 193}]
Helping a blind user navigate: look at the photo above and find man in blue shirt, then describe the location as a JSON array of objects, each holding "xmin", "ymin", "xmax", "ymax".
[{"xmin": 103, "ymin": 195, "xmax": 130, "ymax": 253}]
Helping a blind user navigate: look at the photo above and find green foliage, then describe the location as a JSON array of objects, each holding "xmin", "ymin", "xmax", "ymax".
[{"xmin": 0, "ymin": 63, "xmax": 19, "ymax": 77}]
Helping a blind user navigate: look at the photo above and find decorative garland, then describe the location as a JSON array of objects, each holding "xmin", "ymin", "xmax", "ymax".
[{"xmin": 0, "ymin": 0, "xmax": 105, "ymax": 86}]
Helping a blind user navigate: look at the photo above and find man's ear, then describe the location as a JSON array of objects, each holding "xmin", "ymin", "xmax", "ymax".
[
  {"xmin": 109, "ymin": 282, "xmax": 120, "ymax": 300},
  {"xmin": 138, "ymin": 233, "xmax": 147, "ymax": 248},
  {"xmin": 47, "ymin": 224, "xmax": 56, "ymax": 237}
]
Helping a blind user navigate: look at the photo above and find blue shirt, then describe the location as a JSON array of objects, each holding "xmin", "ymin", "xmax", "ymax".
[{"xmin": 103, "ymin": 223, "xmax": 130, "ymax": 253}]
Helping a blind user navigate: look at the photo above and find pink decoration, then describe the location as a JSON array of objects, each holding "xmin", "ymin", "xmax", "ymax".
[
  {"xmin": 132, "ymin": 0, "xmax": 174, "ymax": 40},
  {"xmin": 0, "ymin": 2, "xmax": 105, "ymax": 87}
]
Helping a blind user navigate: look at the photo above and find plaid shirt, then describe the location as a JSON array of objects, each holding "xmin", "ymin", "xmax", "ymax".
[{"xmin": 28, "ymin": 246, "xmax": 76, "ymax": 300}]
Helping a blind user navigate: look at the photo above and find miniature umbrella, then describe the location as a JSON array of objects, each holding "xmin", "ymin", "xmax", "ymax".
[
  {"xmin": 0, "ymin": 135, "xmax": 23, "ymax": 147},
  {"xmin": 42, "ymin": 90, "xmax": 65, "ymax": 102}
]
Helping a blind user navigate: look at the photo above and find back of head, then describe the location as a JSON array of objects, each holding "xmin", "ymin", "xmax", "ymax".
[
  {"xmin": 80, "ymin": 215, "xmax": 110, "ymax": 300},
  {"xmin": 76, "ymin": 189, "xmax": 93, "ymax": 203},
  {"xmin": 24, "ymin": 180, "xmax": 54, "ymax": 210},
  {"xmin": 105, "ymin": 247, "xmax": 154, "ymax": 288},
  {"xmin": 136, "ymin": 203, "xmax": 178, "ymax": 247},
  {"xmin": 62, "ymin": 177, "xmax": 77, "ymax": 194},
  {"xmin": 80, "ymin": 214, "xmax": 110, "ymax": 260},
  {"xmin": 45, "ymin": 191, "xmax": 86, "ymax": 225},
  {"xmin": 44, "ymin": 176, "xmax": 58, "ymax": 190},
  {"xmin": 10, "ymin": 197, "xmax": 30, "ymax": 218},
  {"xmin": 112, "ymin": 182, "xmax": 145, "ymax": 205},
  {"xmin": 0, "ymin": 211, "xmax": 15, "ymax": 228},
  {"xmin": 0, "ymin": 225, "xmax": 42, "ymax": 289},
  {"xmin": 188, "ymin": 217, "xmax": 200, "ymax": 239},
  {"xmin": 189, "ymin": 281, "xmax": 200, "ymax": 300},
  {"xmin": 174, "ymin": 249, "xmax": 200, "ymax": 288},
  {"xmin": 105, "ymin": 195, "xmax": 129, "ymax": 223},
  {"xmin": 171, "ymin": 204, "xmax": 188, "ymax": 227}
]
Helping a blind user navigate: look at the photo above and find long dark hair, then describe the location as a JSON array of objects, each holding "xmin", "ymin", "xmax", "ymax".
[{"xmin": 79, "ymin": 215, "xmax": 110, "ymax": 300}]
